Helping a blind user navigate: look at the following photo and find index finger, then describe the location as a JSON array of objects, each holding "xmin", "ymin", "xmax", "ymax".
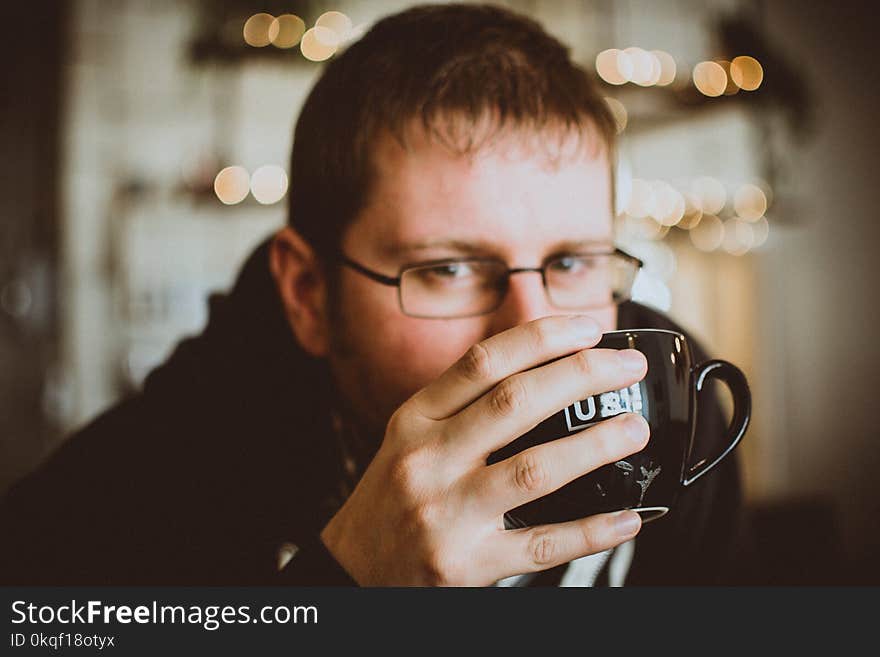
[{"xmin": 409, "ymin": 314, "xmax": 602, "ymax": 421}]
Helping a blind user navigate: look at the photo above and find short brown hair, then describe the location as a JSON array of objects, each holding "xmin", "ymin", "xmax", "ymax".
[{"xmin": 288, "ymin": 2, "xmax": 616, "ymax": 261}]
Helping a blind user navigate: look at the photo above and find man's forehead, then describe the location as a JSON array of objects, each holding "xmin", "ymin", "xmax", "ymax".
[
  {"xmin": 366, "ymin": 124, "xmax": 612, "ymax": 212},
  {"xmin": 372, "ymin": 117, "xmax": 610, "ymax": 173},
  {"xmin": 349, "ymin": 120, "xmax": 614, "ymax": 262},
  {"xmin": 370, "ymin": 210, "xmax": 614, "ymax": 264}
]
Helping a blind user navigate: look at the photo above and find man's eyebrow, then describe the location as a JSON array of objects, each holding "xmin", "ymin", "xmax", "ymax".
[
  {"xmin": 382, "ymin": 239, "xmax": 497, "ymax": 256},
  {"xmin": 545, "ymin": 239, "xmax": 615, "ymax": 253},
  {"xmin": 383, "ymin": 238, "xmax": 614, "ymax": 257}
]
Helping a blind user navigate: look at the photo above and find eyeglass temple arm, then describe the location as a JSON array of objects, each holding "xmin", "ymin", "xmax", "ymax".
[
  {"xmin": 615, "ymin": 247, "xmax": 643, "ymax": 268},
  {"xmin": 338, "ymin": 255, "xmax": 401, "ymax": 286}
]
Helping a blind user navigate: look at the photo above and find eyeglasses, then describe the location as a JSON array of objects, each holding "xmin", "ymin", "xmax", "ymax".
[{"xmin": 334, "ymin": 248, "xmax": 643, "ymax": 319}]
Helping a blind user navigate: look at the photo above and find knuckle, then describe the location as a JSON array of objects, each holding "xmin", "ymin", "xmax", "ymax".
[
  {"xmin": 489, "ymin": 377, "xmax": 528, "ymax": 418},
  {"xmin": 422, "ymin": 560, "xmax": 446, "ymax": 586},
  {"xmin": 460, "ymin": 342, "xmax": 494, "ymax": 382},
  {"xmin": 409, "ymin": 499, "xmax": 440, "ymax": 531},
  {"xmin": 577, "ymin": 522, "xmax": 600, "ymax": 555},
  {"xmin": 525, "ymin": 319, "xmax": 553, "ymax": 352},
  {"xmin": 512, "ymin": 451, "xmax": 549, "ymax": 494},
  {"xmin": 527, "ymin": 529, "xmax": 558, "ymax": 567},
  {"xmin": 422, "ymin": 552, "xmax": 461, "ymax": 587},
  {"xmin": 388, "ymin": 448, "xmax": 428, "ymax": 491},
  {"xmin": 385, "ymin": 407, "xmax": 410, "ymax": 439},
  {"xmin": 571, "ymin": 348, "xmax": 596, "ymax": 378}
]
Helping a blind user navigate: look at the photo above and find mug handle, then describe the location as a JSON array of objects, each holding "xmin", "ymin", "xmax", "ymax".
[{"xmin": 682, "ymin": 359, "xmax": 751, "ymax": 487}]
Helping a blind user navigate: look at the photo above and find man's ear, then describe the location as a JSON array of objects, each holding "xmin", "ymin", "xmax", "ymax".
[{"xmin": 269, "ymin": 226, "xmax": 331, "ymax": 358}]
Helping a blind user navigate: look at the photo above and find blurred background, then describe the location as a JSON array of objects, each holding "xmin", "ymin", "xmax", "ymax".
[{"xmin": 1, "ymin": 0, "xmax": 877, "ymax": 584}]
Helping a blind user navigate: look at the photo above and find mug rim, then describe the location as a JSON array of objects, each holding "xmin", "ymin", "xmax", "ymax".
[
  {"xmin": 599, "ymin": 328, "xmax": 691, "ymax": 362},
  {"xmin": 602, "ymin": 328, "xmax": 687, "ymax": 340}
]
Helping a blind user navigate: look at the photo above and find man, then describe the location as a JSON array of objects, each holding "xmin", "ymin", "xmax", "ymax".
[{"xmin": 0, "ymin": 3, "xmax": 745, "ymax": 585}]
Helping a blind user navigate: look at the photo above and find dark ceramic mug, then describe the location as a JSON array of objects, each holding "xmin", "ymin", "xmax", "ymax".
[{"xmin": 487, "ymin": 328, "xmax": 751, "ymax": 527}]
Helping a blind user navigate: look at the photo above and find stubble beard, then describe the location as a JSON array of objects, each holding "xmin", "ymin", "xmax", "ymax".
[{"xmin": 325, "ymin": 290, "xmax": 403, "ymax": 455}]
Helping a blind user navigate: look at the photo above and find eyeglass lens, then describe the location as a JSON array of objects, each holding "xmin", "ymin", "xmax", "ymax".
[{"xmin": 399, "ymin": 254, "xmax": 637, "ymax": 318}]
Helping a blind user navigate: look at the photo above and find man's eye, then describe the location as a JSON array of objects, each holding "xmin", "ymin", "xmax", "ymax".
[
  {"xmin": 426, "ymin": 263, "xmax": 474, "ymax": 278},
  {"xmin": 549, "ymin": 256, "xmax": 593, "ymax": 274}
]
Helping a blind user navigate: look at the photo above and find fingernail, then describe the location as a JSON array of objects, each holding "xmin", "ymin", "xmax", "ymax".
[
  {"xmin": 624, "ymin": 413, "xmax": 649, "ymax": 444},
  {"xmin": 614, "ymin": 511, "xmax": 641, "ymax": 537},
  {"xmin": 619, "ymin": 349, "xmax": 645, "ymax": 372},
  {"xmin": 569, "ymin": 315, "xmax": 600, "ymax": 340}
]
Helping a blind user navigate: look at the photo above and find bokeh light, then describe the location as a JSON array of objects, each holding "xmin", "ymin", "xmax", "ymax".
[
  {"xmin": 300, "ymin": 26, "xmax": 339, "ymax": 61},
  {"xmin": 243, "ymin": 13, "xmax": 274, "ymax": 47},
  {"xmin": 644, "ymin": 54, "xmax": 662, "ymax": 86},
  {"xmin": 596, "ymin": 49, "xmax": 630, "ymax": 85},
  {"xmin": 730, "ymin": 56, "xmax": 764, "ymax": 91},
  {"xmin": 752, "ymin": 215, "xmax": 770, "ymax": 247},
  {"xmin": 691, "ymin": 176, "xmax": 727, "ymax": 214},
  {"xmin": 625, "ymin": 178, "xmax": 656, "ymax": 219},
  {"xmin": 315, "ymin": 11, "xmax": 353, "ymax": 42},
  {"xmin": 250, "ymin": 165, "xmax": 289, "ymax": 205},
  {"xmin": 693, "ymin": 61, "xmax": 727, "ymax": 97},
  {"xmin": 214, "ymin": 166, "xmax": 250, "ymax": 205},
  {"xmin": 624, "ymin": 47, "xmax": 658, "ymax": 86},
  {"xmin": 734, "ymin": 183, "xmax": 768, "ymax": 221},
  {"xmin": 604, "ymin": 97, "xmax": 628, "ymax": 133},
  {"xmin": 650, "ymin": 181, "xmax": 685, "ymax": 226},
  {"xmin": 735, "ymin": 218, "xmax": 756, "ymax": 248},
  {"xmin": 629, "ymin": 216, "xmax": 670, "ymax": 241},
  {"xmin": 722, "ymin": 218, "xmax": 754, "ymax": 255},
  {"xmin": 652, "ymin": 50, "xmax": 677, "ymax": 86},
  {"xmin": 678, "ymin": 192, "xmax": 704, "ymax": 229},
  {"xmin": 689, "ymin": 213, "xmax": 724, "ymax": 251},
  {"xmin": 268, "ymin": 14, "xmax": 306, "ymax": 49}
]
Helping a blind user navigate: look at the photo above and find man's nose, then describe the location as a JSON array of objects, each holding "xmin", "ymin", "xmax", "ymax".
[{"xmin": 487, "ymin": 270, "xmax": 557, "ymax": 333}]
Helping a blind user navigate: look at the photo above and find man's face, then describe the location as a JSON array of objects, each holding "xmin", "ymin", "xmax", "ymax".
[{"xmin": 326, "ymin": 128, "xmax": 616, "ymax": 439}]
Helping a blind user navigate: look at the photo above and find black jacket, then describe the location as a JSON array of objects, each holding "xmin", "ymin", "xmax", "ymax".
[{"xmin": 0, "ymin": 241, "xmax": 746, "ymax": 585}]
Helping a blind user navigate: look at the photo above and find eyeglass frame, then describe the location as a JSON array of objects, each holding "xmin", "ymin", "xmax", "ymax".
[{"xmin": 331, "ymin": 247, "xmax": 644, "ymax": 319}]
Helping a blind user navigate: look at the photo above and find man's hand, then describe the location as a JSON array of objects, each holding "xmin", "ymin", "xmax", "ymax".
[{"xmin": 320, "ymin": 315, "xmax": 650, "ymax": 585}]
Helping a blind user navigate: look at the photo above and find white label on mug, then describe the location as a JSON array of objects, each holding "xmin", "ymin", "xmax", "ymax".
[{"xmin": 564, "ymin": 383, "xmax": 643, "ymax": 432}]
